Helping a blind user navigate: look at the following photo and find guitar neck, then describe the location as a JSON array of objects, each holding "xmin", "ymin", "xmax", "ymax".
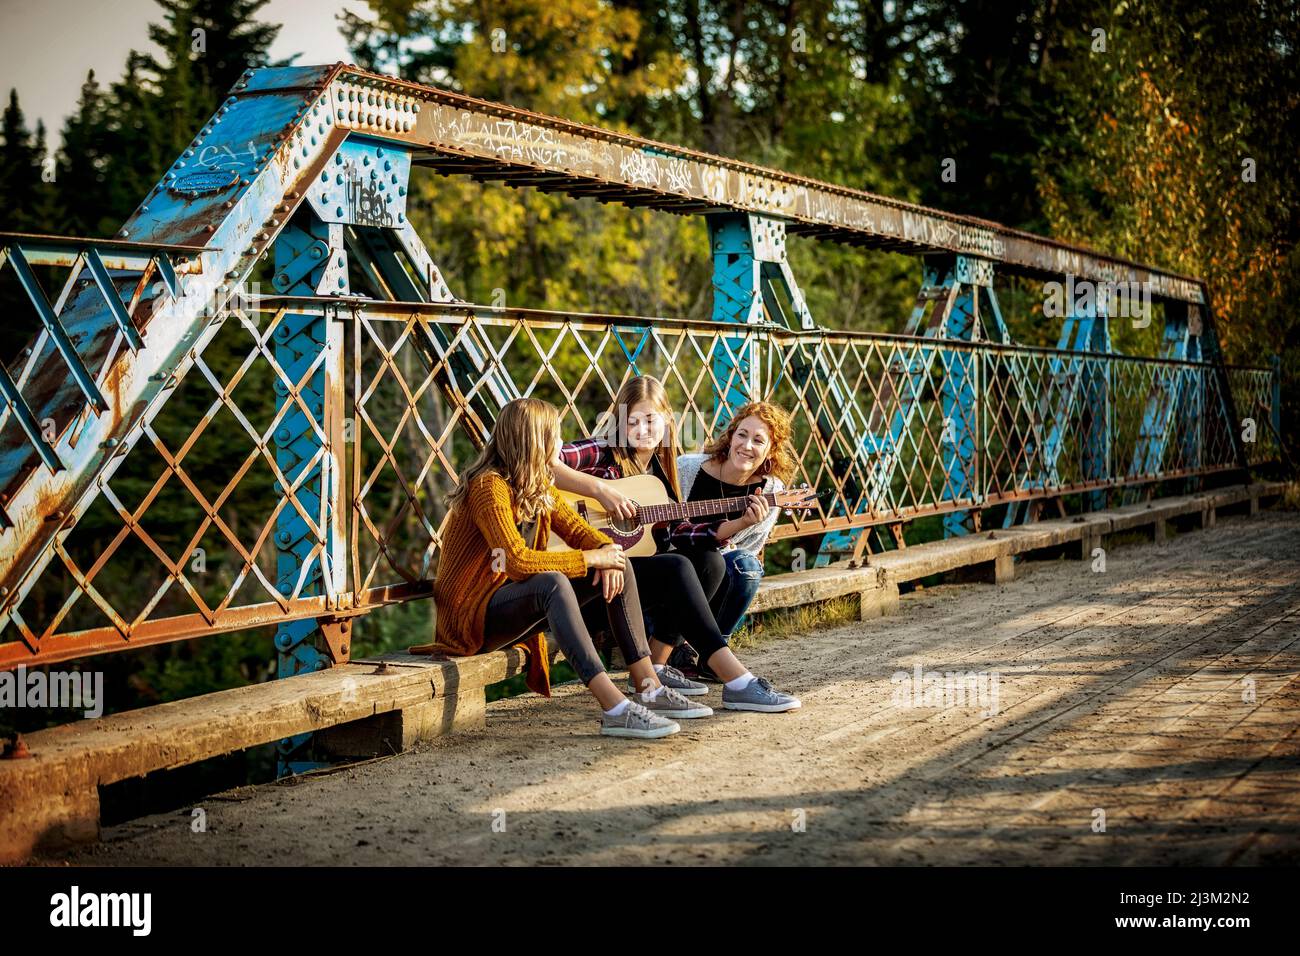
[{"xmin": 638, "ymin": 491, "xmax": 778, "ymax": 525}]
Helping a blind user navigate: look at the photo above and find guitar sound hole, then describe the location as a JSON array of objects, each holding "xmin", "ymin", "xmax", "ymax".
[{"xmin": 611, "ymin": 502, "xmax": 640, "ymax": 535}]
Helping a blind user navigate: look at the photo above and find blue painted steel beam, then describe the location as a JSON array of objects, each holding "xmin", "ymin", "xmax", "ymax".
[
  {"xmin": 704, "ymin": 213, "xmax": 879, "ymax": 564},
  {"xmin": 0, "ymin": 363, "xmax": 63, "ymax": 473},
  {"xmin": 1127, "ymin": 302, "xmax": 1196, "ymax": 500},
  {"xmin": 1004, "ymin": 298, "xmax": 1111, "ymax": 524},
  {"xmin": 7, "ymin": 246, "xmax": 108, "ymax": 412},
  {"xmin": 940, "ymin": 281, "xmax": 979, "ymax": 537},
  {"xmin": 271, "ymin": 212, "xmax": 339, "ymax": 777},
  {"xmin": 84, "ymin": 249, "xmax": 145, "ymax": 353},
  {"xmin": 707, "ymin": 214, "xmax": 766, "ymax": 415},
  {"xmin": 822, "ymin": 255, "xmax": 995, "ymax": 559}
]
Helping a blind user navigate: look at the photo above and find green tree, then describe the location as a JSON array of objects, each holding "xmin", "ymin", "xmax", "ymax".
[
  {"xmin": 1035, "ymin": 0, "xmax": 1298, "ymax": 452},
  {"xmin": 0, "ymin": 89, "xmax": 50, "ymax": 232}
]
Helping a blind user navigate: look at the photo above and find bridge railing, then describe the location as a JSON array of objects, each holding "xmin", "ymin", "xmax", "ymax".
[{"xmin": 0, "ymin": 296, "xmax": 1280, "ymax": 669}]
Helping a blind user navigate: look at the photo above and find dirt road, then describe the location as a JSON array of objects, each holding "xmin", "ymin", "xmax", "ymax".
[{"xmin": 42, "ymin": 511, "xmax": 1300, "ymax": 865}]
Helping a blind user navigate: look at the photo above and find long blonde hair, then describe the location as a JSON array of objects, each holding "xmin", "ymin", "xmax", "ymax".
[
  {"xmin": 446, "ymin": 397, "xmax": 559, "ymax": 523},
  {"xmin": 604, "ymin": 375, "xmax": 683, "ymax": 500}
]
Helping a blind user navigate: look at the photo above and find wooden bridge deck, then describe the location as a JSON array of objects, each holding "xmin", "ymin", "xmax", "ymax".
[{"xmin": 34, "ymin": 506, "xmax": 1300, "ymax": 866}]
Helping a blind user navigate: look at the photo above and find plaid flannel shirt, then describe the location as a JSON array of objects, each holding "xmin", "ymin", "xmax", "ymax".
[{"xmin": 559, "ymin": 437, "xmax": 727, "ymax": 550}]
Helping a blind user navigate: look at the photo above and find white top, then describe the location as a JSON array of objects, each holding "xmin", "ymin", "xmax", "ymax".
[{"xmin": 675, "ymin": 452, "xmax": 784, "ymax": 556}]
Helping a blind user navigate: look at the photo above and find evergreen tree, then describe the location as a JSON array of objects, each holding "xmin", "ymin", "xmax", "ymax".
[
  {"xmin": 42, "ymin": 0, "xmax": 285, "ymax": 237},
  {"xmin": 138, "ymin": 0, "xmax": 282, "ymax": 167},
  {"xmin": 0, "ymin": 89, "xmax": 44, "ymax": 231},
  {"xmin": 55, "ymin": 71, "xmax": 114, "ymax": 238}
]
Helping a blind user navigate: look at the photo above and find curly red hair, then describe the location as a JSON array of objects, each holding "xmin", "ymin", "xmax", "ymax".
[{"xmin": 703, "ymin": 401, "xmax": 796, "ymax": 484}]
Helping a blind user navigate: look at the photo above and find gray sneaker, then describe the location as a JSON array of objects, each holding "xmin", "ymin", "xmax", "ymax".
[
  {"xmin": 636, "ymin": 684, "xmax": 714, "ymax": 719},
  {"xmin": 722, "ymin": 676, "xmax": 801, "ymax": 713},
  {"xmin": 627, "ymin": 664, "xmax": 709, "ymax": 697},
  {"xmin": 601, "ymin": 700, "xmax": 680, "ymax": 739}
]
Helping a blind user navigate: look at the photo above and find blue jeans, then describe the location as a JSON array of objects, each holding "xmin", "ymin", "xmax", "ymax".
[{"xmin": 713, "ymin": 550, "xmax": 764, "ymax": 639}]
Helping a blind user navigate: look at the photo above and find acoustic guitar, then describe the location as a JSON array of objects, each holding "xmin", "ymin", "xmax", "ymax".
[{"xmin": 549, "ymin": 473, "xmax": 820, "ymax": 557}]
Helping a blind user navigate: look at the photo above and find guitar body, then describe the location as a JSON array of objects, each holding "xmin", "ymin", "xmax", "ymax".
[{"xmin": 550, "ymin": 473, "xmax": 673, "ymax": 557}]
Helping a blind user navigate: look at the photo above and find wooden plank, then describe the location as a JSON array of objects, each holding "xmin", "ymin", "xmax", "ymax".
[{"xmin": 750, "ymin": 481, "xmax": 1286, "ymax": 612}]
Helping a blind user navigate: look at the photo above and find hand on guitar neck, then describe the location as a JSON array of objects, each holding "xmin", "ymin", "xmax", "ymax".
[{"xmin": 550, "ymin": 474, "xmax": 820, "ymax": 557}]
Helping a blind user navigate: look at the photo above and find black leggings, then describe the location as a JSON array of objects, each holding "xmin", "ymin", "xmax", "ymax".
[
  {"xmin": 643, "ymin": 547, "xmax": 725, "ymax": 648},
  {"xmin": 480, "ymin": 567, "xmax": 650, "ymax": 685},
  {"xmin": 581, "ymin": 552, "xmax": 729, "ymax": 661}
]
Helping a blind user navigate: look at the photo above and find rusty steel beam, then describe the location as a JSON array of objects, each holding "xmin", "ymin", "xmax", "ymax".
[
  {"xmin": 0, "ymin": 64, "xmax": 351, "ymax": 636},
  {"xmin": 313, "ymin": 64, "xmax": 1206, "ymax": 304}
]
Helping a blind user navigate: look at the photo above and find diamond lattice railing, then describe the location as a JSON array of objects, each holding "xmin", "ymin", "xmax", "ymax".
[{"xmin": 0, "ymin": 297, "xmax": 1276, "ymax": 667}]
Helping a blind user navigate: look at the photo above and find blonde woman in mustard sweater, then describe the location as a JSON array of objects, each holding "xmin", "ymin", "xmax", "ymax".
[{"xmin": 423, "ymin": 397, "xmax": 715, "ymax": 739}]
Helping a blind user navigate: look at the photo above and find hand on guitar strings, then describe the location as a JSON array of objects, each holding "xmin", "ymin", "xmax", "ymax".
[{"xmin": 595, "ymin": 483, "xmax": 637, "ymax": 521}]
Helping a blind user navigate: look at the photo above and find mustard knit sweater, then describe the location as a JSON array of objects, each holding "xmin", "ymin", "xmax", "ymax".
[{"xmin": 414, "ymin": 470, "xmax": 612, "ymax": 696}]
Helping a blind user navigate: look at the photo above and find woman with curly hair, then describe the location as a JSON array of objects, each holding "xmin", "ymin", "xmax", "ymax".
[{"xmin": 670, "ymin": 400, "xmax": 798, "ymax": 681}]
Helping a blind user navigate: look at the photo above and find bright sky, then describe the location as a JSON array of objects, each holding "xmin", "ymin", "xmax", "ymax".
[{"xmin": 0, "ymin": 0, "xmax": 375, "ymax": 147}]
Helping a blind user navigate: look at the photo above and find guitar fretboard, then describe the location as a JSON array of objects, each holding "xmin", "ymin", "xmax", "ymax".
[{"xmin": 638, "ymin": 492, "xmax": 779, "ymax": 526}]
